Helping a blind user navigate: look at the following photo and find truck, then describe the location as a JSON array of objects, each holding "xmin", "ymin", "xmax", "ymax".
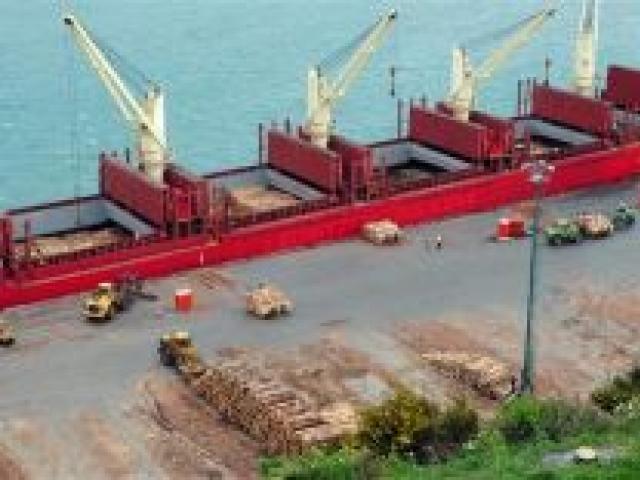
[
  {"xmin": 82, "ymin": 276, "xmax": 144, "ymax": 322},
  {"xmin": 612, "ymin": 203, "xmax": 637, "ymax": 231},
  {"xmin": 158, "ymin": 331, "xmax": 201, "ymax": 369},
  {"xmin": 544, "ymin": 219, "xmax": 583, "ymax": 246},
  {"xmin": 246, "ymin": 283, "xmax": 293, "ymax": 319}
]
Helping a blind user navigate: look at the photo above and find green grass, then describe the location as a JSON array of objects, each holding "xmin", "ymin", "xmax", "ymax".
[{"xmin": 261, "ymin": 415, "xmax": 640, "ymax": 479}]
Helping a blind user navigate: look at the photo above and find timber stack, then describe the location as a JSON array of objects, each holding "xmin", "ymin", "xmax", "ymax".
[
  {"xmin": 422, "ymin": 351, "xmax": 512, "ymax": 399},
  {"xmin": 177, "ymin": 357, "xmax": 356, "ymax": 454}
]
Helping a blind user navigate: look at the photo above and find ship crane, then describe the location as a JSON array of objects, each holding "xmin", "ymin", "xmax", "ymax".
[
  {"xmin": 448, "ymin": 4, "xmax": 556, "ymax": 122},
  {"xmin": 574, "ymin": 0, "xmax": 598, "ymax": 97},
  {"xmin": 63, "ymin": 13, "xmax": 167, "ymax": 184},
  {"xmin": 306, "ymin": 9, "xmax": 397, "ymax": 149}
]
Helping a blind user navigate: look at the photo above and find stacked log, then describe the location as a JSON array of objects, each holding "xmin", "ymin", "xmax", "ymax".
[
  {"xmin": 176, "ymin": 358, "xmax": 355, "ymax": 454},
  {"xmin": 228, "ymin": 186, "xmax": 298, "ymax": 218},
  {"xmin": 16, "ymin": 228, "xmax": 127, "ymax": 260},
  {"xmin": 362, "ymin": 220, "xmax": 403, "ymax": 245},
  {"xmin": 422, "ymin": 352, "xmax": 512, "ymax": 400}
]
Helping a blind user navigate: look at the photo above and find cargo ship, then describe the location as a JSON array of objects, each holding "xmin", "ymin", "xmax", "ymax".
[{"xmin": 2, "ymin": 2, "xmax": 639, "ymax": 308}]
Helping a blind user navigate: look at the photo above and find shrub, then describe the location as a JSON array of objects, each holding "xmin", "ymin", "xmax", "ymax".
[
  {"xmin": 536, "ymin": 398, "xmax": 607, "ymax": 442},
  {"xmin": 357, "ymin": 388, "xmax": 439, "ymax": 456},
  {"xmin": 591, "ymin": 367, "xmax": 640, "ymax": 413},
  {"xmin": 497, "ymin": 396, "xmax": 609, "ymax": 444},
  {"xmin": 357, "ymin": 389, "xmax": 478, "ymax": 463},
  {"xmin": 496, "ymin": 395, "xmax": 541, "ymax": 444}
]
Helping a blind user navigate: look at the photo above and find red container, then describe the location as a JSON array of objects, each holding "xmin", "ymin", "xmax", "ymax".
[
  {"xmin": 100, "ymin": 155, "xmax": 168, "ymax": 227},
  {"xmin": 531, "ymin": 85, "xmax": 613, "ymax": 136},
  {"xmin": 267, "ymin": 130, "xmax": 342, "ymax": 193},
  {"xmin": 496, "ymin": 217, "xmax": 525, "ymax": 240},
  {"xmin": 604, "ymin": 65, "xmax": 640, "ymax": 111},
  {"xmin": 409, "ymin": 105, "xmax": 488, "ymax": 161},
  {"xmin": 175, "ymin": 288, "xmax": 193, "ymax": 312},
  {"xmin": 328, "ymin": 135, "xmax": 374, "ymax": 190}
]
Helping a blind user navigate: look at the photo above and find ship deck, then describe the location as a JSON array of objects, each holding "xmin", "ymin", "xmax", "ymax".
[{"xmin": 1, "ymin": 179, "xmax": 638, "ymax": 478}]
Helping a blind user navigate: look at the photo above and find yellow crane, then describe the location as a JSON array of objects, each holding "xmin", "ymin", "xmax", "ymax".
[
  {"xmin": 306, "ymin": 10, "xmax": 397, "ymax": 149},
  {"xmin": 63, "ymin": 12, "xmax": 169, "ymax": 184},
  {"xmin": 448, "ymin": 4, "xmax": 556, "ymax": 122}
]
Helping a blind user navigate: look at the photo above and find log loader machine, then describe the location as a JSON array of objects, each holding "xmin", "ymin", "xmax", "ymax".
[{"xmin": 82, "ymin": 276, "xmax": 148, "ymax": 322}]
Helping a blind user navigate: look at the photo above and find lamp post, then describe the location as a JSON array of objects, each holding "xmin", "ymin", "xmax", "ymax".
[{"xmin": 521, "ymin": 157, "xmax": 554, "ymax": 395}]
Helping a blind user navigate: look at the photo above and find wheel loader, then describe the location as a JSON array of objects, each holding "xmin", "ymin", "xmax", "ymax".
[
  {"xmin": 82, "ymin": 276, "xmax": 143, "ymax": 322},
  {"xmin": 158, "ymin": 331, "xmax": 201, "ymax": 369}
]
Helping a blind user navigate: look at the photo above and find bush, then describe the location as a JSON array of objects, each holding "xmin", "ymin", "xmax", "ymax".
[
  {"xmin": 591, "ymin": 367, "xmax": 640, "ymax": 413},
  {"xmin": 356, "ymin": 389, "xmax": 478, "ymax": 463},
  {"xmin": 496, "ymin": 395, "xmax": 541, "ymax": 444},
  {"xmin": 496, "ymin": 396, "xmax": 607, "ymax": 444},
  {"xmin": 357, "ymin": 388, "xmax": 439, "ymax": 457}
]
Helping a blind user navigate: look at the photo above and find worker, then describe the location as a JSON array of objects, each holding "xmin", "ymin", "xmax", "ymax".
[{"xmin": 435, "ymin": 234, "xmax": 443, "ymax": 250}]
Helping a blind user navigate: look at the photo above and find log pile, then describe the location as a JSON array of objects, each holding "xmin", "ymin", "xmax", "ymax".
[
  {"xmin": 228, "ymin": 186, "xmax": 298, "ymax": 218},
  {"xmin": 422, "ymin": 352, "xmax": 512, "ymax": 400},
  {"xmin": 16, "ymin": 228, "xmax": 127, "ymax": 260},
  {"xmin": 362, "ymin": 220, "xmax": 403, "ymax": 245},
  {"xmin": 176, "ymin": 358, "xmax": 356, "ymax": 454}
]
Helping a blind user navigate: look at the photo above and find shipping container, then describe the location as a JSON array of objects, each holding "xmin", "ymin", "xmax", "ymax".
[
  {"xmin": 100, "ymin": 155, "xmax": 168, "ymax": 227},
  {"xmin": 409, "ymin": 105, "xmax": 488, "ymax": 161},
  {"xmin": 532, "ymin": 85, "xmax": 613, "ymax": 136},
  {"xmin": 604, "ymin": 65, "xmax": 640, "ymax": 111},
  {"xmin": 328, "ymin": 135, "xmax": 374, "ymax": 192},
  {"xmin": 267, "ymin": 130, "xmax": 342, "ymax": 193}
]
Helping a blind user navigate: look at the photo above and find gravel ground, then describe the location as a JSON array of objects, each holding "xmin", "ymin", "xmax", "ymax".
[{"xmin": 1, "ymin": 179, "xmax": 639, "ymax": 479}]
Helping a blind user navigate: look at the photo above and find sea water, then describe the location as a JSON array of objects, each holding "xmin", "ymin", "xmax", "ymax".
[{"xmin": 0, "ymin": 0, "xmax": 638, "ymax": 209}]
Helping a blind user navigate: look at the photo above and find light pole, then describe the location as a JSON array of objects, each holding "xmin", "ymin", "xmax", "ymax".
[{"xmin": 521, "ymin": 158, "xmax": 554, "ymax": 395}]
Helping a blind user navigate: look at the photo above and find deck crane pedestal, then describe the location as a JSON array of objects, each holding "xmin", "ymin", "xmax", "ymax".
[
  {"xmin": 63, "ymin": 13, "xmax": 168, "ymax": 184},
  {"xmin": 306, "ymin": 9, "xmax": 397, "ymax": 149},
  {"xmin": 448, "ymin": 5, "xmax": 556, "ymax": 123},
  {"xmin": 574, "ymin": 0, "xmax": 598, "ymax": 97}
]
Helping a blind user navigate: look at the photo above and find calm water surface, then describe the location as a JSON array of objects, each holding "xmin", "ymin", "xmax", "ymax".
[{"xmin": 1, "ymin": 0, "xmax": 639, "ymax": 208}]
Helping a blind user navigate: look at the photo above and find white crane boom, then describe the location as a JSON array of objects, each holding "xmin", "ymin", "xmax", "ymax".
[
  {"xmin": 63, "ymin": 13, "xmax": 167, "ymax": 184},
  {"xmin": 574, "ymin": 0, "xmax": 598, "ymax": 97},
  {"xmin": 448, "ymin": 5, "xmax": 556, "ymax": 122},
  {"xmin": 306, "ymin": 9, "xmax": 397, "ymax": 148}
]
